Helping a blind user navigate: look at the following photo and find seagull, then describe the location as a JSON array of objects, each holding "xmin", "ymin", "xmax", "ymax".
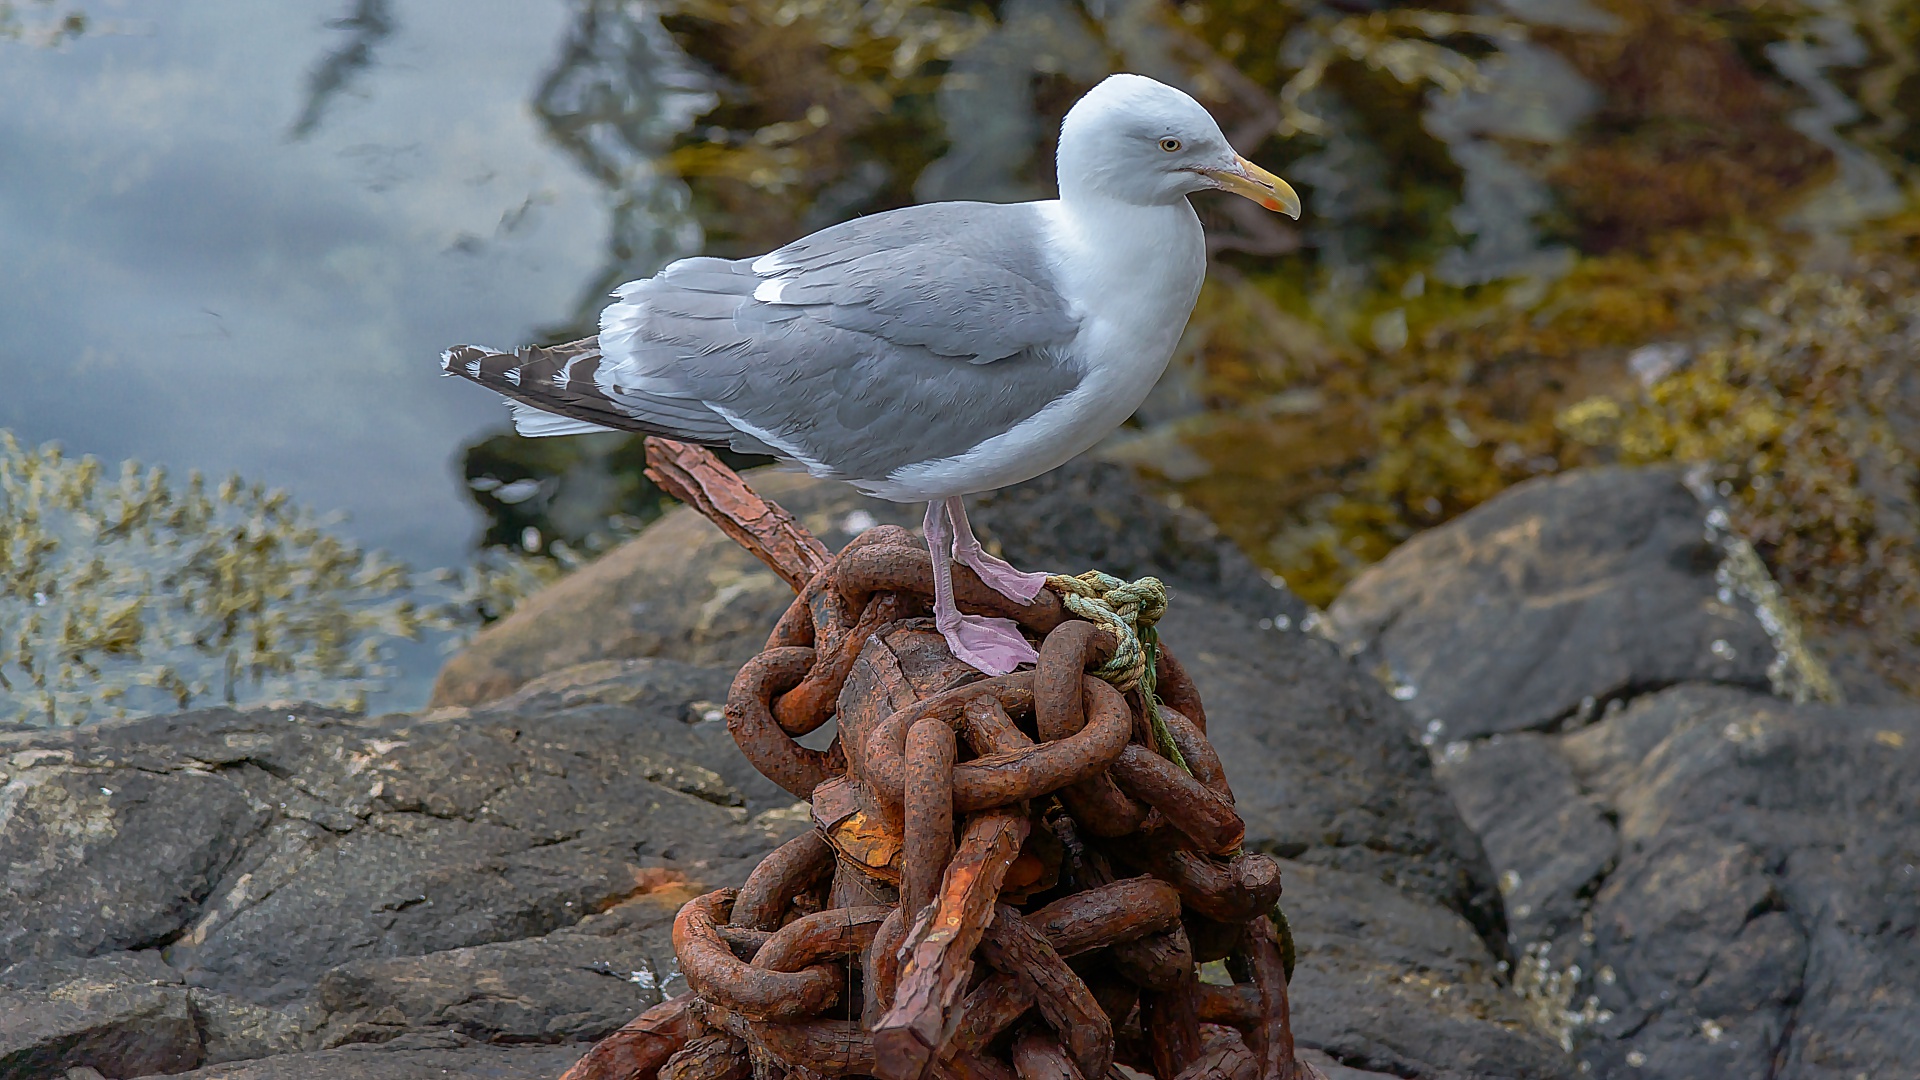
[{"xmin": 441, "ymin": 73, "xmax": 1299, "ymax": 676}]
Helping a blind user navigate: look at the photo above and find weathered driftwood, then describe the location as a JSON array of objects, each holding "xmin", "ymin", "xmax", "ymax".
[
  {"xmin": 874, "ymin": 807, "xmax": 1030, "ymax": 1079},
  {"xmin": 560, "ymin": 439, "xmax": 1317, "ymax": 1080},
  {"xmin": 643, "ymin": 437, "xmax": 830, "ymax": 592}
]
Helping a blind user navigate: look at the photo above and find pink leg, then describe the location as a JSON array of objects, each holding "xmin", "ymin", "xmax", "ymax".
[
  {"xmin": 924, "ymin": 500, "xmax": 1039, "ymax": 675},
  {"xmin": 946, "ymin": 496, "xmax": 1048, "ymax": 604}
]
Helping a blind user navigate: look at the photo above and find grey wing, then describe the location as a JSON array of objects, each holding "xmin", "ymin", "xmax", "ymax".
[{"xmin": 593, "ymin": 201, "xmax": 1084, "ymax": 482}]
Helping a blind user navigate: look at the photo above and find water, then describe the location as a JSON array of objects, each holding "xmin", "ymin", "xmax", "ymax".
[{"xmin": 0, "ymin": 0, "xmax": 621, "ymax": 573}]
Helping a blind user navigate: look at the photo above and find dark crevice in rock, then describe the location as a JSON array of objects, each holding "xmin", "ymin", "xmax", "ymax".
[
  {"xmin": 1743, "ymin": 889, "xmax": 1787, "ymax": 926},
  {"xmin": 1535, "ymin": 680, "xmax": 1675, "ymax": 736},
  {"xmin": 1766, "ymin": 991, "xmax": 1801, "ymax": 1080},
  {"xmin": 521, "ymin": 830, "xmax": 586, "ymax": 850},
  {"xmin": 1313, "ymin": 1044, "xmax": 1423, "ymax": 1079},
  {"xmin": 1615, "ymin": 1005, "xmax": 1661, "ymax": 1041}
]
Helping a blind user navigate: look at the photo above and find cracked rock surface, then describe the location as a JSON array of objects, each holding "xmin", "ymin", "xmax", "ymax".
[
  {"xmin": 1336, "ymin": 465, "xmax": 1920, "ymax": 1079},
  {"xmin": 3, "ymin": 462, "xmax": 1566, "ymax": 1079},
  {"xmin": 0, "ymin": 691, "xmax": 806, "ymax": 1078}
]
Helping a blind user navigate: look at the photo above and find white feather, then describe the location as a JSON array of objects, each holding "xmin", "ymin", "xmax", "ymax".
[
  {"xmin": 709, "ymin": 403, "xmax": 833, "ymax": 475},
  {"xmin": 511, "ymin": 402, "xmax": 618, "ymax": 438}
]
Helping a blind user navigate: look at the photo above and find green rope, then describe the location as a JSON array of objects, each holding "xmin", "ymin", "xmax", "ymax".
[
  {"xmin": 1045, "ymin": 571, "xmax": 1188, "ymax": 774},
  {"xmin": 1271, "ymin": 902, "xmax": 1297, "ymax": 983}
]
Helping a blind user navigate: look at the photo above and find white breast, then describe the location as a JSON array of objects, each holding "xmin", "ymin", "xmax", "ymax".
[{"xmin": 861, "ymin": 197, "xmax": 1207, "ymax": 503}]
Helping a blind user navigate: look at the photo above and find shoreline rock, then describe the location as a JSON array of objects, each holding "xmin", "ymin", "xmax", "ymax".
[{"xmin": 1333, "ymin": 466, "xmax": 1920, "ymax": 1078}]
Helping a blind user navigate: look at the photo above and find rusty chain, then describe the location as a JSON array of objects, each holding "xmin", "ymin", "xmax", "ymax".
[{"xmin": 559, "ymin": 443, "xmax": 1317, "ymax": 1080}]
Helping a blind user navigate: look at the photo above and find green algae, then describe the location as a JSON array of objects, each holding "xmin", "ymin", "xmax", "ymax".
[
  {"xmin": 0, "ymin": 432, "xmax": 544, "ymax": 727},
  {"xmin": 0, "ymin": 0, "xmax": 87, "ymax": 46}
]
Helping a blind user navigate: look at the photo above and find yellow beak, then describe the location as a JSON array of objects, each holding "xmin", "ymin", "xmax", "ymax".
[{"xmin": 1198, "ymin": 156, "xmax": 1302, "ymax": 219}]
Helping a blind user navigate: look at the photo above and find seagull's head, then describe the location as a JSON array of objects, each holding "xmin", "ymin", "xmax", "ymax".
[{"xmin": 1057, "ymin": 73, "xmax": 1300, "ymax": 219}]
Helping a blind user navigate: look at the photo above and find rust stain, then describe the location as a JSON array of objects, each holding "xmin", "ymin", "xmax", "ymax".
[{"xmin": 829, "ymin": 810, "xmax": 904, "ymax": 883}]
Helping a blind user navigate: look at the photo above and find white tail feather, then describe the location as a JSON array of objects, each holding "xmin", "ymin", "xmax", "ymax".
[{"xmin": 510, "ymin": 401, "xmax": 618, "ymax": 438}]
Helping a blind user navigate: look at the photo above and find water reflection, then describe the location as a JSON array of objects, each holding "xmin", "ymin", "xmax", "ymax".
[
  {"xmin": 529, "ymin": 0, "xmax": 714, "ymax": 335},
  {"xmin": 0, "ymin": 0, "xmax": 609, "ymax": 571},
  {"xmin": 288, "ymin": 0, "xmax": 395, "ymax": 141}
]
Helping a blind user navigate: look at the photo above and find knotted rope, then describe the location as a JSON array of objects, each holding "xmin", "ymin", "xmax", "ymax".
[
  {"xmin": 1045, "ymin": 571, "xmax": 1188, "ymax": 773},
  {"xmin": 1044, "ymin": 571, "xmax": 1167, "ymax": 692}
]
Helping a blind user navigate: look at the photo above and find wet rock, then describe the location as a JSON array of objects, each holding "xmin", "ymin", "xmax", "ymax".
[
  {"xmin": 0, "ymin": 951, "xmax": 200, "ymax": 1079},
  {"xmin": 1327, "ymin": 467, "xmax": 1773, "ymax": 739}
]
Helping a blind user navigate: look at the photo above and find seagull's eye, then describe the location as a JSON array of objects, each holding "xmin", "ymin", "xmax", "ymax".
[{"xmin": 1159, "ymin": 137, "xmax": 1182, "ymax": 153}]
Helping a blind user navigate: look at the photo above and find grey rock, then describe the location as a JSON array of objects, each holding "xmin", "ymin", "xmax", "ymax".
[
  {"xmin": 7, "ymin": 462, "xmax": 1573, "ymax": 1077},
  {"xmin": 969, "ymin": 460, "xmax": 1306, "ymax": 624},
  {"xmin": 1553, "ymin": 685, "xmax": 1920, "ymax": 1079},
  {"xmin": 1296, "ymin": 1050, "xmax": 1403, "ymax": 1080},
  {"xmin": 1282, "ymin": 861, "xmax": 1571, "ymax": 1079},
  {"xmin": 1322, "ymin": 464, "xmax": 1919, "ymax": 1079},
  {"xmin": 311, "ymin": 892, "xmax": 683, "ymax": 1049},
  {"xmin": 0, "ymin": 706, "xmax": 808, "ymax": 1013},
  {"xmin": 1422, "ymin": 679, "xmax": 1919, "ymax": 1077},
  {"xmin": 187, "ymin": 990, "xmax": 320, "ymax": 1066},
  {"xmin": 470, "ymin": 656, "xmax": 791, "ymax": 814},
  {"xmin": 146, "ymin": 1045, "xmax": 584, "ymax": 1080},
  {"xmin": 433, "ymin": 459, "xmax": 1301, "ymax": 709},
  {"xmin": 1327, "ymin": 467, "xmax": 1773, "ymax": 739},
  {"xmin": 448, "ymin": 463, "xmax": 1505, "ymax": 945},
  {"xmin": 0, "ymin": 952, "xmax": 200, "ymax": 1079},
  {"xmin": 1155, "ymin": 598, "xmax": 1506, "ymax": 945},
  {"xmin": 0, "ymin": 761, "xmax": 264, "ymax": 968},
  {"xmin": 429, "ymin": 469, "xmax": 920, "ymax": 708},
  {"xmin": 1434, "ymin": 735, "xmax": 1617, "ymax": 950}
]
